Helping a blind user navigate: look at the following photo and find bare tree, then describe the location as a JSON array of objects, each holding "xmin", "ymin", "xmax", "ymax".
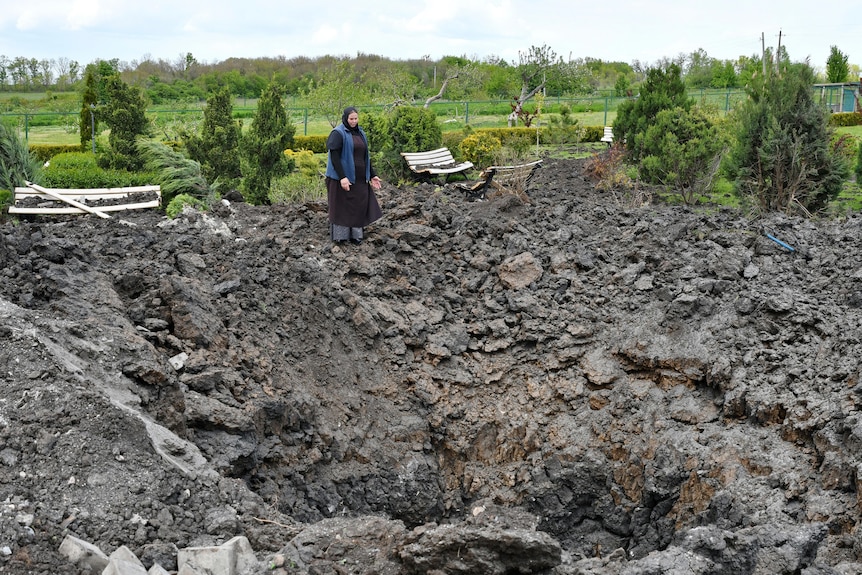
[
  {"xmin": 423, "ymin": 63, "xmax": 482, "ymax": 108},
  {"xmin": 510, "ymin": 44, "xmax": 560, "ymax": 124}
]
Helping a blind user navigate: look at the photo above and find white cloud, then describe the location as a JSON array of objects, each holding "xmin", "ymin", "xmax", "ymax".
[
  {"xmin": 311, "ymin": 23, "xmax": 343, "ymax": 47},
  {"xmin": 0, "ymin": 0, "xmax": 858, "ymax": 69}
]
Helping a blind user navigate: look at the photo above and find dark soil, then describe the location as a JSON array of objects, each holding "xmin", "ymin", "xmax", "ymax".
[{"xmin": 0, "ymin": 157, "xmax": 860, "ymax": 574}]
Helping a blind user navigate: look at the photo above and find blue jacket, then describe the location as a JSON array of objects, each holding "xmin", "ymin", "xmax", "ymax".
[{"xmin": 325, "ymin": 123, "xmax": 371, "ymax": 183}]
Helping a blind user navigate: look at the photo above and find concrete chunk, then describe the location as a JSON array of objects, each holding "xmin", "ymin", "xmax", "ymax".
[
  {"xmin": 103, "ymin": 545, "xmax": 147, "ymax": 575},
  {"xmin": 58, "ymin": 534, "xmax": 109, "ymax": 574},
  {"xmin": 177, "ymin": 536, "xmax": 259, "ymax": 575}
]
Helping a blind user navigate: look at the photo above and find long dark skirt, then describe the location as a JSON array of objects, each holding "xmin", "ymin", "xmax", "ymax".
[{"xmin": 327, "ymin": 177, "xmax": 382, "ymax": 241}]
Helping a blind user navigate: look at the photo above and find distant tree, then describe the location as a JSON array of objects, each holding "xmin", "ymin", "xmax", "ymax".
[
  {"xmin": 684, "ymin": 48, "xmax": 714, "ymax": 89},
  {"xmin": 304, "ymin": 59, "xmax": 369, "ymax": 128},
  {"xmin": 79, "ymin": 67, "xmax": 99, "ymax": 150},
  {"xmin": 614, "ymin": 75, "xmax": 631, "ymax": 97},
  {"xmin": 482, "ymin": 61, "xmax": 519, "ymax": 99},
  {"xmin": 826, "ymin": 46, "xmax": 850, "ymax": 83},
  {"xmin": 510, "ymin": 45, "xmax": 560, "ymax": 123},
  {"xmin": 710, "ymin": 60, "xmax": 738, "ymax": 89},
  {"xmin": 100, "ymin": 73, "xmax": 150, "ymax": 170},
  {"xmin": 240, "ymin": 82, "xmax": 295, "ymax": 204},
  {"xmin": 725, "ymin": 61, "xmax": 846, "ymax": 214},
  {"xmin": 184, "ymin": 86, "xmax": 242, "ymax": 189},
  {"xmin": 0, "ymin": 56, "xmax": 8, "ymax": 90},
  {"xmin": 366, "ymin": 61, "xmax": 421, "ymax": 106}
]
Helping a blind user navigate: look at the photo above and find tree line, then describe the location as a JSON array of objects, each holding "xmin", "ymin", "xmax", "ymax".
[{"xmin": 1, "ymin": 43, "xmax": 857, "ymax": 105}]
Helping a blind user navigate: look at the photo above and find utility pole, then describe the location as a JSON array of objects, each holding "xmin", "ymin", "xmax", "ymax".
[
  {"xmin": 776, "ymin": 29, "xmax": 783, "ymax": 74},
  {"xmin": 761, "ymin": 32, "xmax": 766, "ymax": 77}
]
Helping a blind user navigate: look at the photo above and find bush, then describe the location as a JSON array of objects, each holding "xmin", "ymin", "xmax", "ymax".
[
  {"xmin": 29, "ymin": 144, "xmax": 85, "ymax": 163},
  {"xmin": 240, "ymin": 82, "xmax": 295, "ymax": 205},
  {"xmin": 614, "ymin": 63, "xmax": 691, "ymax": 162},
  {"xmin": 725, "ymin": 63, "xmax": 847, "ymax": 214},
  {"xmin": 638, "ymin": 106, "xmax": 725, "ymax": 203},
  {"xmin": 0, "ymin": 188, "xmax": 12, "ymax": 214},
  {"xmin": 829, "ymin": 112, "xmax": 862, "ymax": 127},
  {"xmin": 0, "ymin": 123, "xmax": 42, "ymax": 191},
  {"xmin": 165, "ymin": 193, "xmax": 207, "ymax": 218},
  {"xmin": 100, "ymin": 74, "xmax": 150, "ymax": 171},
  {"xmin": 42, "ymin": 151, "xmax": 158, "ymax": 188},
  {"xmin": 856, "ymin": 138, "xmax": 862, "ymax": 182},
  {"xmin": 285, "ymin": 149, "xmax": 324, "ymax": 177},
  {"xmin": 383, "ymin": 106, "xmax": 442, "ymax": 181},
  {"xmin": 270, "ymin": 172, "xmax": 325, "ymax": 204},
  {"xmin": 184, "ymin": 87, "xmax": 241, "ymax": 189},
  {"xmin": 459, "ymin": 132, "xmax": 502, "ymax": 169},
  {"xmin": 293, "ymin": 135, "xmax": 327, "ymax": 153}
]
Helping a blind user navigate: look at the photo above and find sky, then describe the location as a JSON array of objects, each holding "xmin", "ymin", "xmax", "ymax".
[{"xmin": 0, "ymin": 0, "xmax": 859, "ymax": 74}]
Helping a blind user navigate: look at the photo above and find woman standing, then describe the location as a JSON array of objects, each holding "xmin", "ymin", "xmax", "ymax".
[{"xmin": 324, "ymin": 107, "xmax": 383, "ymax": 245}]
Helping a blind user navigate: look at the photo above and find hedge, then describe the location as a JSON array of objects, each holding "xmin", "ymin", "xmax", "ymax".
[
  {"xmin": 293, "ymin": 135, "xmax": 326, "ymax": 153},
  {"xmin": 28, "ymin": 144, "xmax": 85, "ymax": 162},
  {"xmin": 829, "ymin": 112, "xmax": 862, "ymax": 127}
]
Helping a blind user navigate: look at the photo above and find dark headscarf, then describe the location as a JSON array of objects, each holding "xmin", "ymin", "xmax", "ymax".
[{"xmin": 341, "ymin": 107, "xmax": 359, "ymax": 132}]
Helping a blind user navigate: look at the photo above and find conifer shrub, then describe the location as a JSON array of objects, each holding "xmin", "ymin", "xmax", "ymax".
[
  {"xmin": 724, "ymin": 63, "xmax": 848, "ymax": 214},
  {"xmin": 240, "ymin": 82, "xmax": 295, "ymax": 205},
  {"xmin": 184, "ymin": 87, "xmax": 242, "ymax": 190},
  {"xmin": 381, "ymin": 106, "xmax": 442, "ymax": 182}
]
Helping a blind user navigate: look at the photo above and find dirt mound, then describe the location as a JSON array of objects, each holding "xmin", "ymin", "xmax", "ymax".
[{"xmin": 0, "ymin": 158, "xmax": 860, "ymax": 574}]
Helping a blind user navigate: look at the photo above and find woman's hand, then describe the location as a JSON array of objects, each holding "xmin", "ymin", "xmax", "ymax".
[
  {"xmin": 340, "ymin": 177, "xmax": 350, "ymax": 191},
  {"xmin": 370, "ymin": 176, "xmax": 382, "ymax": 190}
]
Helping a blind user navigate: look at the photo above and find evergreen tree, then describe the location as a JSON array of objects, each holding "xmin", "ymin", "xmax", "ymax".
[
  {"xmin": 613, "ymin": 63, "xmax": 691, "ymax": 162},
  {"xmin": 79, "ymin": 67, "xmax": 99, "ymax": 151},
  {"xmin": 725, "ymin": 62, "xmax": 847, "ymax": 214},
  {"xmin": 240, "ymin": 82, "xmax": 295, "ymax": 204},
  {"xmin": 101, "ymin": 73, "xmax": 150, "ymax": 171},
  {"xmin": 185, "ymin": 87, "xmax": 241, "ymax": 189},
  {"xmin": 825, "ymin": 46, "xmax": 850, "ymax": 83}
]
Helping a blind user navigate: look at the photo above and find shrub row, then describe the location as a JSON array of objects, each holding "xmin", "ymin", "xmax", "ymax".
[
  {"xmin": 293, "ymin": 124, "xmax": 606, "ymax": 158},
  {"xmin": 29, "ymin": 144, "xmax": 86, "ymax": 162},
  {"xmin": 41, "ymin": 152, "xmax": 159, "ymax": 188},
  {"xmin": 829, "ymin": 112, "xmax": 862, "ymax": 127},
  {"xmin": 293, "ymin": 135, "xmax": 327, "ymax": 154}
]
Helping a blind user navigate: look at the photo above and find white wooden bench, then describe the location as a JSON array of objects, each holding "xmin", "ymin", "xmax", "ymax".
[
  {"xmin": 455, "ymin": 159, "xmax": 543, "ymax": 201},
  {"xmin": 600, "ymin": 126, "xmax": 614, "ymax": 146},
  {"xmin": 8, "ymin": 182, "xmax": 162, "ymax": 218},
  {"xmin": 401, "ymin": 147, "xmax": 474, "ymax": 182}
]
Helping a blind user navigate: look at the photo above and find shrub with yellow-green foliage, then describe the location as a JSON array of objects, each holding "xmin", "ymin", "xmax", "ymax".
[
  {"xmin": 270, "ymin": 149, "xmax": 326, "ymax": 204},
  {"xmin": 293, "ymin": 135, "xmax": 327, "ymax": 153},
  {"xmin": 829, "ymin": 112, "xmax": 862, "ymax": 127},
  {"xmin": 165, "ymin": 193, "xmax": 207, "ymax": 219},
  {"xmin": 459, "ymin": 132, "xmax": 502, "ymax": 169},
  {"xmin": 285, "ymin": 149, "xmax": 324, "ymax": 177},
  {"xmin": 28, "ymin": 144, "xmax": 85, "ymax": 163}
]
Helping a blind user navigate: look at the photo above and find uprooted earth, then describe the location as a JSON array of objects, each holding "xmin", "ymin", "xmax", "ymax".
[{"xmin": 0, "ymin": 157, "xmax": 861, "ymax": 574}]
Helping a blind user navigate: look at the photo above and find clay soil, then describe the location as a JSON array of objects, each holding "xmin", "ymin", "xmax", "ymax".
[{"xmin": 0, "ymin": 157, "xmax": 860, "ymax": 574}]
